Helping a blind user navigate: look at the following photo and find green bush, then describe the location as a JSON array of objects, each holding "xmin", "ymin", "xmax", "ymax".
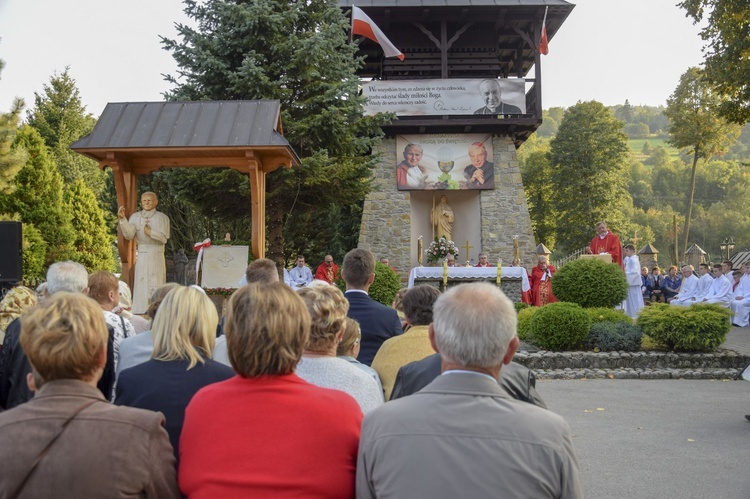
[
  {"xmin": 585, "ymin": 322, "xmax": 643, "ymax": 351},
  {"xmin": 514, "ymin": 301, "xmax": 530, "ymax": 313},
  {"xmin": 337, "ymin": 261, "xmax": 401, "ymax": 306},
  {"xmin": 528, "ymin": 302, "xmax": 591, "ymax": 351},
  {"xmin": 586, "ymin": 307, "xmax": 632, "ymax": 325},
  {"xmin": 636, "ymin": 303, "xmax": 731, "ymax": 351},
  {"xmin": 552, "ymin": 258, "xmax": 628, "ymax": 308},
  {"xmin": 517, "ymin": 306, "xmax": 539, "ymax": 341}
]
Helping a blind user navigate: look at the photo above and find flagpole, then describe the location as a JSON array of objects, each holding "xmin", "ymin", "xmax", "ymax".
[{"xmin": 542, "ymin": 6, "xmax": 548, "ymax": 28}]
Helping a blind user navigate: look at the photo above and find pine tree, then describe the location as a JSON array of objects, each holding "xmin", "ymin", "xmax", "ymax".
[
  {"xmin": 549, "ymin": 101, "xmax": 632, "ymax": 253},
  {"xmin": 11, "ymin": 126, "xmax": 75, "ymax": 265},
  {"xmin": 161, "ymin": 0, "xmax": 390, "ymax": 261},
  {"xmin": 0, "ymin": 99, "xmax": 27, "ymax": 204},
  {"xmin": 64, "ymin": 179, "xmax": 116, "ymax": 271},
  {"xmin": 26, "ymin": 68, "xmax": 105, "ymax": 196}
]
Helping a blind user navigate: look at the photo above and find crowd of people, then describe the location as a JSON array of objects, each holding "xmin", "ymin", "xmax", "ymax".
[{"xmin": 0, "ymin": 248, "xmax": 581, "ymax": 498}]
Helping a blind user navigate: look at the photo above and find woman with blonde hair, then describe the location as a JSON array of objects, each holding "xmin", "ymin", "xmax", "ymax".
[
  {"xmin": 0, "ymin": 286, "xmax": 36, "ymax": 342},
  {"xmin": 115, "ymin": 285, "xmax": 233, "ymax": 460},
  {"xmin": 179, "ymin": 282, "xmax": 362, "ymax": 498},
  {"xmin": 297, "ymin": 286, "xmax": 384, "ymax": 412},
  {"xmin": 337, "ymin": 317, "xmax": 384, "ymax": 393}
]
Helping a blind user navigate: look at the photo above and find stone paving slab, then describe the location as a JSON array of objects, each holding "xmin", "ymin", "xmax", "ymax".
[
  {"xmin": 721, "ymin": 325, "xmax": 750, "ymax": 356},
  {"xmin": 537, "ymin": 379, "xmax": 750, "ymax": 499}
]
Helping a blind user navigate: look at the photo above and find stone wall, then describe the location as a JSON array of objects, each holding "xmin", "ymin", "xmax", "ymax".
[
  {"xmin": 358, "ymin": 135, "xmax": 537, "ymax": 280},
  {"xmin": 358, "ymin": 138, "xmax": 413, "ymax": 277}
]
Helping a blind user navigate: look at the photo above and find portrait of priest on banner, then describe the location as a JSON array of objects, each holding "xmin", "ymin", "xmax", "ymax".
[{"xmin": 396, "ymin": 134, "xmax": 495, "ymax": 191}]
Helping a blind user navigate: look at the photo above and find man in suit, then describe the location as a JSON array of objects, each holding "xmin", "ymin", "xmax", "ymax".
[
  {"xmin": 342, "ymin": 248, "xmax": 402, "ymax": 366},
  {"xmin": 357, "ymin": 282, "xmax": 581, "ymax": 499},
  {"xmin": 390, "ymin": 353, "xmax": 547, "ymax": 408}
]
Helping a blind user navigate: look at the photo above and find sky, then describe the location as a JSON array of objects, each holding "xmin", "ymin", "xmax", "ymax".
[{"xmin": 0, "ymin": 0, "xmax": 707, "ymax": 118}]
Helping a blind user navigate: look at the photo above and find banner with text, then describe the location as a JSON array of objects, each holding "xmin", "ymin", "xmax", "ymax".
[{"xmin": 364, "ymin": 78, "xmax": 526, "ymax": 116}]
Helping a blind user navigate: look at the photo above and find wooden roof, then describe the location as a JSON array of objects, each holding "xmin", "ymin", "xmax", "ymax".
[{"xmin": 71, "ymin": 100, "xmax": 300, "ymax": 173}]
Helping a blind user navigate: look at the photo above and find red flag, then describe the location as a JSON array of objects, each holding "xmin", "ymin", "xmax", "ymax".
[
  {"xmin": 539, "ymin": 23, "xmax": 549, "ymax": 55},
  {"xmin": 539, "ymin": 7, "xmax": 549, "ymax": 55},
  {"xmin": 352, "ymin": 6, "xmax": 404, "ymax": 61}
]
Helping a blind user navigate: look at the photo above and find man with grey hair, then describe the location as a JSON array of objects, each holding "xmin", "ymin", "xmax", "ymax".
[
  {"xmin": 357, "ymin": 282, "xmax": 581, "ymax": 499},
  {"xmin": 0, "ymin": 261, "xmax": 89, "ymax": 409}
]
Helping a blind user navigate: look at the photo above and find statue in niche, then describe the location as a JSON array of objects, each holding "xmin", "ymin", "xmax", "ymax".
[{"xmin": 431, "ymin": 195, "xmax": 454, "ymax": 241}]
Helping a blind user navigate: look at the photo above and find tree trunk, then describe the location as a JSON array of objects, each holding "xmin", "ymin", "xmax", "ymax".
[
  {"xmin": 266, "ymin": 197, "xmax": 285, "ymax": 271},
  {"xmin": 682, "ymin": 148, "xmax": 700, "ymax": 260}
]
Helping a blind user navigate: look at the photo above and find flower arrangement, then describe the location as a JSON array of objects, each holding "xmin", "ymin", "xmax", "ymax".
[{"xmin": 426, "ymin": 237, "xmax": 459, "ymax": 264}]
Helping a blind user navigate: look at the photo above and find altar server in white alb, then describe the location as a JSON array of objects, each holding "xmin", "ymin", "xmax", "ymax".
[
  {"xmin": 695, "ymin": 263, "xmax": 714, "ymax": 300},
  {"xmin": 622, "ymin": 244, "xmax": 644, "ymax": 318},
  {"xmin": 701, "ymin": 264, "xmax": 733, "ymax": 307},
  {"xmin": 729, "ymin": 262, "xmax": 750, "ymax": 326},
  {"xmin": 118, "ymin": 192, "xmax": 171, "ymax": 314},
  {"xmin": 670, "ymin": 265, "xmax": 701, "ymax": 307}
]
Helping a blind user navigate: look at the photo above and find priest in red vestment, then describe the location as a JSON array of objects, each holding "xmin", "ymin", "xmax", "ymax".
[
  {"xmin": 530, "ymin": 255, "xmax": 557, "ymax": 306},
  {"xmin": 589, "ymin": 222, "xmax": 623, "ymax": 267},
  {"xmin": 314, "ymin": 255, "xmax": 340, "ymax": 284}
]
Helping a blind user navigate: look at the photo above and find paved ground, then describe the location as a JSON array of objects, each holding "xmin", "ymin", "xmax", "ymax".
[
  {"xmin": 537, "ymin": 379, "xmax": 750, "ymax": 499},
  {"xmin": 721, "ymin": 325, "xmax": 750, "ymax": 356}
]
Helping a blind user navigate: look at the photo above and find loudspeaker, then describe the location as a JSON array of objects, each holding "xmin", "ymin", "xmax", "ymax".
[{"xmin": 0, "ymin": 221, "xmax": 22, "ymax": 283}]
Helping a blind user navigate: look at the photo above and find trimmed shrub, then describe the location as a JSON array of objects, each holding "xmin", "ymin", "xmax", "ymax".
[
  {"xmin": 528, "ymin": 302, "xmax": 591, "ymax": 351},
  {"xmin": 517, "ymin": 306, "xmax": 539, "ymax": 341},
  {"xmin": 552, "ymin": 258, "xmax": 628, "ymax": 308},
  {"xmin": 335, "ymin": 262, "xmax": 401, "ymax": 306},
  {"xmin": 636, "ymin": 303, "xmax": 731, "ymax": 351},
  {"xmin": 514, "ymin": 301, "xmax": 530, "ymax": 313},
  {"xmin": 585, "ymin": 322, "xmax": 643, "ymax": 352},
  {"xmin": 586, "ymin": 307, "xmax": 633, "ymax": 326}
]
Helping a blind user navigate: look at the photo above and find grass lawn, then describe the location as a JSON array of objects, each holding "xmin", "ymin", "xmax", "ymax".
[{"xmin": 630, "ymin": 137, "xmax": 682, "ymax": 163}]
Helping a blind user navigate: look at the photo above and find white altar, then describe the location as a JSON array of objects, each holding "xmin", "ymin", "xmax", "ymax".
[{"xmin": 408, "ymin": 266, "xmax": 530, "ymax": 292}]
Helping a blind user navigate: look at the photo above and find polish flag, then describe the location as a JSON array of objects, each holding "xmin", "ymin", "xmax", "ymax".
[
  {"xmin": 351, "ymin": 6, "xmax": 404, "ymax": 61},
  {"xmin": 539, "ymin": 23, "xmax": 549, "ymax": 55},
  {"xmin": 539, "ymin": 7, "xmax": 549, "ymax": 55}
]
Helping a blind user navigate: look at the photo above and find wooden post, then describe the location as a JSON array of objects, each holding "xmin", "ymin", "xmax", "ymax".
[
  {"xmin": 108, "ymin": 154, "xmax": 138, "ymax": 290},
  {"xmin": 247, "ymin": 152, "xmax": 265, "ymax": 259}
]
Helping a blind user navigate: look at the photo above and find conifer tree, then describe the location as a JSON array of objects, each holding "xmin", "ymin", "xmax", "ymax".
[
  {"xmin": 64, "ymin": 179, "xmax": 116, "ymax": 271},
  {"xmin": 0, "ymin": 99, "xmax": 26, "ymax": 203},
  {"xmin": 11, "ymin": 126, "xmax": 75, "ymax": 265},
  {"xmin": 161, "ymin": 0, "xmax": 390, "ymax": 261},
  {"xmin": 26, "ymin": 68, "xmax": 105, "ymax": 196}
]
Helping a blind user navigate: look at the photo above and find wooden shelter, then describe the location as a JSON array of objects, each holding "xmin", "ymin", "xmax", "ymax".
[
  {"xmin": 71, "ymin": 100, "xmax": 300, "ymax": 288},
  {"xmin": 340, "ymin": 0, "xmax": 574, "ymax": 146}
]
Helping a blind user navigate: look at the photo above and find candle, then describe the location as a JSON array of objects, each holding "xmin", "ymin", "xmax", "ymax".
[
  {"xmin": 497, "ymin": 259, "xmax": 502, "ymax": 285},
  {"xmin": 417, "ymin": 236, "xmax": 423, "ymax": 266},
  {"xmin": 443, "ymin": 259, "xmax": 448, "ymax": 287}
]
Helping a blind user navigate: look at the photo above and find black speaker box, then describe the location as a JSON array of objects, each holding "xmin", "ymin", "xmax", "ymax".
[{"xmin": 0, "ymin": 221, "xmax": 23, "ymax": 283}]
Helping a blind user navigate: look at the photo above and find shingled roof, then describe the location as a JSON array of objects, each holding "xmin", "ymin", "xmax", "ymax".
[{"xmin": 71, "ymin": 100, "xmax": 300, "ymax": 165}]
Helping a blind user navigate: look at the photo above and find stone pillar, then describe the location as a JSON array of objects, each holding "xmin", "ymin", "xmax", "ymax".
[{"xmin": 479, "ymin": 136, "xmax": 537, "ymax": 268}]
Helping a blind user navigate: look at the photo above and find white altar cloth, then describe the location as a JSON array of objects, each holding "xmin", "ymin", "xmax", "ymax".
[{"xmin": 408, "ymin": 266, "xmax": 530, "ymax": 291}]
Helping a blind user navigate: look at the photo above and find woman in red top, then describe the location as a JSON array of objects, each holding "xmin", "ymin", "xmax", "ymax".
[{"xmin": 179, "ymin": 282, "xmax": 362, "ymax": 498}]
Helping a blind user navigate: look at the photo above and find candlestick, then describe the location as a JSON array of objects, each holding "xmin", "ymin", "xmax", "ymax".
[
  {"xmin": 443, "ymin": 259, "xmax": 448, "ymax": 287},
  {"xmin": 496, "ymin": 259, "xmax": 502, "ymax": 285},
  {"xmin": 417, "ymin": 236, "xmax": 423, "ymax": 267}
]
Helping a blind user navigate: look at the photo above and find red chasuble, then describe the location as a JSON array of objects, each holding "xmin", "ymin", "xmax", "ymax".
[{"xmin": 589, "ymin": 232, "xmax": 623, "ymax": 267}]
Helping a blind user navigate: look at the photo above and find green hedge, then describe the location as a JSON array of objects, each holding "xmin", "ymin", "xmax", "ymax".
[
  {"xmin": 528, "ymin": 302, "xmax": 592, "ymax": 351},
  {"xmin": 514, "ymin": 301, "xmax": 530, "ymax": 313},
  {"xmin": 586, "ymin": 307, "xmax": 633, "ymax": 326},
  {"xmin": 585, "ymin": 322, "xmax": 643, "ymax": 352},
  {"xmin": 636, "ymin": 303, "xmax": 731, "ymax": 351},
  {"xmin": 552, "ymin": 258, "xmax": 628, "ymax": 308},
  {"xmin": 517, "ymin": 306, "xmax": 539, "ymax": 341},
  {"xmin": 336, "ymin": 261, "xmax": 401, "ymax": 306}
]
